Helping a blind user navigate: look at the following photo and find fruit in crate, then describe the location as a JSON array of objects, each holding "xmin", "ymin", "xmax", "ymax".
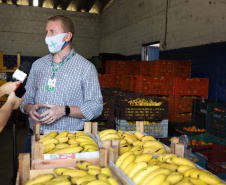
[
  {"xmin": 128, "ymin": 98, "xmax": 163, "ymax": 106},
  {"xmin": 183, "ymin": 126, "xmax": 205, "ymax": 133},
  {"xmin": 189, "ymin": 139, "xmax": 213, "ymax": 146},
  {"xmin": 39, "ymin": 131, "xmax": 99, "ymax": 154},
  {"xmin": 115, "ymin": 153, "xmax": 224, "ymax": 185},
  {"xmin": 25, "ymin": 161, "xmax": 120, "ymax": 185},
  {"xmin": 98, "ymin": 129, "xmax": 167, "ymax": 155},
  {"xmin": 128, "ymin": 121, "xmax": 160, "ymax": 125}
]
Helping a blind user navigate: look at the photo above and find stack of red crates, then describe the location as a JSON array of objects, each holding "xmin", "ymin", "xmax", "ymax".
[{"xmin": 100, "ymin": 59, "xmax": 209, "ymax": 122}]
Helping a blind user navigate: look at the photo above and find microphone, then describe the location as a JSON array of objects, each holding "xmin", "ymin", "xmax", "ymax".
[{"xmin": 12, "ymin": 62, "xmax": 32, "ymax": 84}]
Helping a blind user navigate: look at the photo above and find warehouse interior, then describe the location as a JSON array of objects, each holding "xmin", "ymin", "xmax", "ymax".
[{"xmin": 0, "ymin": 0, "xmax": 226, "ymax": 184}]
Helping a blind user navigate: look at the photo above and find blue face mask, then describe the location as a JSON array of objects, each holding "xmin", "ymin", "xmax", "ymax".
[{"xmin": 45, "ymin": 33, "xmax": 69, "ymax": 54}]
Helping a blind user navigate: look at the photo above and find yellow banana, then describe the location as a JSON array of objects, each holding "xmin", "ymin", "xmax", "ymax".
[
  {"xmin": 67, "ymin": 137, "xmax": 80, "ymax": 145},
  {"xmin": 119, "ymin": 139, "xmax": 127, "ymax": 145},
  {"xmin": 53, "ymin": 167, "xmax": 73, "ymax": 176},
  {"xmin": 107, "ymin": 177, "xmax": 120, "ymax": 185},
  {"xmin": 49, "ymin": 180, "xmax": 71, "ymax": 185},
  {"xmin": 123, "ymin": 162, "xmax": 136, "ymax": 175},
  {"xmin": 75, "ymin": 132, "xmax": 89, "ymax": 136},
  {"xmin": 184, "ymin": 168, "xmax": 198, "ymax": 177},
  {"xmin": 73, "ymin": 175, "xmax": 96, "ymax": 185},
  {"xmin": 55, "ymin": 143, "xmax": 70, "ymax": 149},
  {"xmin": 141, "ymin": 135, "xmax": 156, "ymax": 142},
  {"xmin": 99, "ymin": 129, "xmax": 117, "ymax": 139},
  {"xmin": 157, "ymin": 155, "xmax": 165, "ymax": 162},
  {"xmin": 56, "ymin": 137, "xmax": 68, "ymax": 144},
  {"xmin": 39, "ymin": 136, "xmax": 55, "ymax": 143},
  {"xmin": 25, "ymin": 174, "xmax": 54, "ymax": 185},
  {"xmin": 86, "ymin": 164, "xmax": 101, "ymax": 170},
  {"xmin": 162, "ymin": 180, "xmax": 171, "ymax": 185},
  {"xmin": 132, "ymin": 165, "xmax": 161, "ymax": 185},
  {"xmin": 101, "ymin": 167, "xmax": 113, "ymax": 178},
  {"xmin": 117, "ymin": 129, "xmax": 124, "ymax": 135},
  {"xmin": 161, "ymin": 164, "xmax": 178, "ymax": 172},
  {"xmin": 133, "ymin": 132, "xmax": 144, "ymax": 140},
  {"xmin": 41, "ymin": 138, "xmax": 59, "ymax": 145},
  {"xmin": 51, "ymin": 146, "xmax": 83, "ymax": 154},
  {"xmin": 120, "ymin": 144, "xmax": 132, "ymax": 155},
  {"xmin": 143, "ymin": 140, "xmax": 164, "ymax": 149},
  {"xmin": 86, "ymin": 148, "xmax": 98, "ymax": 152},
  {"xmin": 177, "ymin": 165, "xmax": 195, "ymax": 173},
  {"xmin": 171, "ymin": 157, "xmax": 197, "ymax": 168},
  {"xmin": 119, "ymin": 154, "xmax": 136, "ymax": 171},
  {"xmin": 166, "ymin": 173, "xmax": 183, "ymax": 184},
  {"xmin": 115, "ymin": 151, "xmax": 133, "ymax": 167},
  {"xmin": 154, "ymin": 147, "xmax": 167, "ymax": 154},
  {"xmin": 147, "ymin": 158, "xmax": 159, "ymax": 166},
  {"xmin": 44, "ymin": 143, "xmax": 56, "ymax": 153},
  {"xmin": 131, "ymin": 140, "xmax": 143, "ymax": 147},
  {"xmin": 42, "ymin": 131, "xmax": 58, "ymax": 138},
  {"xmin": 189, "ymin": 177, "xmax": 208, "ymax": 185},
  {"xmin": 50, "ymin": 175, "xmax": 71, "ymax": 182},
  {"xmin": 83, "ymin": 144, "xmax": 98, "ymax": 151},
  {"xmin": 162, "ymin": 154, "xmax": 177, "ymax": 162},
  {"xmin": 146, "ymin": 173, "xmax": 167, "ymax": 185},
  {"xmin": 123, "ymin": 135, "xmax": 137, "ymax": 144},
  {"xmin": 189, "ymin": 169, "xmax": 203, "ymax": 178},
  {"xmin": 87, "ymin": 168, "xmax": 101, "ymax": 175},
  {"xmin": 76, "ymin": 160, "xmax": 92, "ymax": 170},
  {"xmin": 67, "ymin": 133, "xmax": 75, "ymax": 137},
  {"xmin": 142, "ymin": 168, "xmax": 171, "ymax": 185},
  {"xmin": 134, "ymin": 153, "xmax": 153, "ymax": 163},
  {"xmin": 62, "ymin": 169, "xmax": 87, "ymax": 177},
  {"xmin": 127, "ymin": 161, "xmax": 148, "ymax": 179},
  {"xmin": 86, "ymin": 180, "xmax": 110, "ymax": 185},
  {"xmin": 96, "ymin": 174, "xmax": 108, "ymax": 181},
  {"xmin": 198, "ymin": 171, "xmax": 223, "ymax": 184},
  {"xmin": 46, "ymin": 148, "xmax": 60, "ymax": 154},
  {"xmin": 142, "ymin": 147, "xmax": 158, "ymax": 154},
  {"xmin": 132, "ymin": 148, "xmax": 144, "ymax": 155},
  {"xmin": 55, "ymin": 131, "xmax": 69, "ymax": 138},
  {"xmin": 100, "ymin": 133, "xmax": 121, "ymax": 141}
]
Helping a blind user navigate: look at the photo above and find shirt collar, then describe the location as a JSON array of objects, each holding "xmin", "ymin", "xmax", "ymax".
[{"xmin": 47, "ymin": 48, "xmax": 76, "ymax": 64}]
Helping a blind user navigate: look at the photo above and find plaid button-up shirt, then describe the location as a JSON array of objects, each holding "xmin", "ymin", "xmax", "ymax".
[{"xmin": 20, "ymin": 49, "xmax": 103, "ymax": 133}]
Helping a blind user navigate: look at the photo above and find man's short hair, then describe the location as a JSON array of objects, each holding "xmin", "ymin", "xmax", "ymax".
[{"xmin": 48, "ymin": 15, "xmax": 74, "ymax": 42}]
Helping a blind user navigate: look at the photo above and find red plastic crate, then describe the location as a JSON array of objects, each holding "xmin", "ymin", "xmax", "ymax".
[
  {"xmin": 105, "ymin": 60, "xmax": 117, "ymax": 74},
  {"xmin": 140, "ymin": 61, "xmax": 155, "ymax": 76},
  {"xmin": 174, "ymin": 78, "xmax": 209, "ymax": 95},
  {"xmin": 121, "ymin": 75, "xmax": 132, "ymax": 91},
  {"xmin": 191, "ymin": 144, "xmax": 226, "ymax": 175},
  {"xmin": 169, "ymin": 112, "xmax": 192, "ymax": 122},
  {"xmin": 174, "ymin": 60, "xmax": 191, "ymax": 78},
  {"xmin": 154, "ymin": 60, "xmax": 175, "ymax": 77},
  {"xmin": 130, "ymin": 76, "xmax": 174, "ymax": 95},
  {"xmin": 98, "ymin": 75, "xmax": 114, "ymax": 88},
  {"xmin": 173, "ymin": 95, "xmax": 208, "ymax": 113}
]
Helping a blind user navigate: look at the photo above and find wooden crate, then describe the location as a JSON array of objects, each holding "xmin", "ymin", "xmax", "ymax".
[{"xmin": 31, "ymin": 122, "xmax": 100, "ymax": 169}]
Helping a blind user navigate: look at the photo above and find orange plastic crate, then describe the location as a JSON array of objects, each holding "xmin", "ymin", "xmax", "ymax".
[{"xmin": 140, "ymin": 61, "xmax": 155, "ymax": 76}]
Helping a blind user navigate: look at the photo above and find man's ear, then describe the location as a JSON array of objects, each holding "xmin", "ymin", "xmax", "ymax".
[{"xmin": 64, "ymin": 32, "xmax": 72, "ymax": 42}]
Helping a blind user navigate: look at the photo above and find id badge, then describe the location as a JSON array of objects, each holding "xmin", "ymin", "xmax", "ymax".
[{"xmin": 46, "ymin": 78, "xmax": 56, "ymax": 91}]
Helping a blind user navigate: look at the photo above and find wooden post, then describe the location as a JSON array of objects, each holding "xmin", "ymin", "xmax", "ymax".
[
  {"xmin": 99, "ymin": 148, "xmax": 107, "ymax": 167},
  {"xmin": 111, "ymin": 140, "xmax": 120, "ymax": 159},
  {"xmin": 170, "ymin": 137, "xmax": 179, "ymax": 154},
  {"xmin": 19, "ymin": 153, "xmax": 30, "ymax": 185},
  {"xmin": 33, "ymin": 123, "xmax": 40, "ymax": 141},
  {"xmin": 136, "ymin": 121, "xmax": 144, "ymax": 133},
  {"xmin": 102, "ymin": 140, "xmax": 112, "ymax": 163},
  {"xmin": 32, "ymin": 142, "xmax": 44, "ymax": 169},
  {"xmin": 84, "ymin": 122, "xmax": 92, "ymax": 133},
  {"xmin": 16, "ymin": 52, "xmax": 21, "ymax": 69},
  {"xmin": 109, "ymin": 146, "xmax": 116, "ymax": 163},
  {"xmin": 91, "ymin": 122, "xmax": 98, "ymax": 135},
  {"xmin": 175, "ymin": 143, "xmax": 184, "ymax": 157}
]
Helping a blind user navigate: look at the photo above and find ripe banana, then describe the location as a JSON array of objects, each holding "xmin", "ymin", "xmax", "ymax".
[
  {"xmin": 184, "ymin": 168, "xmax": 198, "ymax": 178},
  {"xmin": 146, "ymin": 173, "xmax": 167, "ymax": 185},
  {"xmin": 143, "ymin": 140, "xmax": 164, "ymax": 149},
  {"xmin": 132, "ymin": 148, "xmax": 143, "ymax": 155},
  {"xmin": 107, "ymin": 177, "xmax": 120, "ymax": 185},
  {"xmin": 87, "ymin": 168, "xmax": 101, "ymax": 175},
  {"xmin": 166, "ymin": 173, "xmax": 183, "ymax": 184},
  {"xmin": 99, "ymin": 129, "xmax": 117, "ymax": 139},
  {"xmin": 123, "ymin": 162, "xmax": 136, "ymax": 175},
  {"xmin": 67, "ymin": 133, "xmax": 75, "ymax": 137},
  {"xmin": 162, "ymin": 154, "xmax": 177, "ymax": 162},
  {"xmin": 86, "ymin": 148, "xmax": 98, "ymax": 152},
  {"xmin": 123, "ymin": 135, "xmax": 137, "ymax": 144},
  {"xmin": 189, "ymin": 177, "xmax": 208, "ymax": 185},
  {"xmin": 120, "ymin": 144, "xmax": 132, "ymax": 155},
  {"xmin": 118, "ymin": 129, "xmax": 124, "ymax": 135},
  {"xmin": 83, "ymin": 144, "xmax": 98, "ymax": 151},
  {"xmin": 101, "ymin": 167, "xmax": 113, "ymax": 178},
  {"xmin": 25, "ymin": 174, "xmax": 54, "ymax": 185},
  {"xmin": 161, "ymin": 164, "xmax": 178, "ymax": 172},
  {"xmin": 119, "ymin": 139, "xmax": 127, "ymax": 145},
  {"xmin": 133, "ymin": 132, "xmax": 144, "ymax": 140},
  {"xmin": 131, "ymin": 165, "xmax": 161, "ymax": 184},
  {"xmin": 62, "ymin": 169, "xmax": 88, "ymax": 177},
  {"xmin": 73, "ymin": 175, "xmax": 96, "ymax": 185},
  {"xmin": 177, "ymin": 165, "xmax": 195, "ymax": 173},
  {"xmin": 141, "ymin": 135, "xmax": 156, "ymax": 142},
  {"xmin": 100, "ymin": 133, "xmax": 121, "ymax": 141},
  {"xmin": 142, "ymin": 147, "xmax": 158, "ymax": 154},
  {"xmin": 50, "ymin": 175, "xmax": 71, "ymax": 182},
  {"xmin": 127, "ymin": 161, "xmax": 148, "ymax": 179},
  {"xmin": 96, "ymin": 174, "xmax": 108, "ymax": 181},
  {"xmin": 49, "ymin": 180, "xmax": 71, "ymax": 185},
  {"xmin": 51, "ymin": 146, "xmax": 83, "ymax": 154},
  {"xmin": 41, "ymin": 138, "xmax": 59, "ymax": 145},
  {"xmin": 119, "ymin": 154, "xmax": 136, "ymax": 171},
  {"xmin": 53, "ymin": 167, "xmax": 73, "ymax": 176},
  {"xmin": 131, "ymin": 140, "xmax": 143, "ymax": 147},
  {"xmin": 42, "ymin": 131, "xmax": 58, "ymax": 138},
  {"xmin": 76, "ymin": 160, "xmax": 92, "ymax": 170},
  {"xmin": 55, "ymin": 131, "xmax": 69, "ymax": 138},
  {"xmin": 162, "ymin": 180, "xmax": 171, "ymax": 185},
  {"xmin": 56, "ymin": 137, "xmax": 68, "ymax": 143},
  {"xmin": 86, "ymin": 165, "xmax": 101, "ymax": 171},
  {"xmin": 115, "ymin": 151, "xmax": 133, "ymax": 167},
  {"xmin": 198, "ymin": 171, "xmax": 223, "ymax": 184},
  {"xmin": 154, "ymin": 147, "xmax": 167, "ymax": 154},
  {"xmin": 170, "ymin": 157, "xmax": 197, "ymax": 168},
  {"xmin": 134, "ymin": 153, "xmax": 153, "ymax": 163},
  {"xmin": 44, "ymin": 143, "xmax": 56, "ymax": 153},
  {"xmin": 148, "ymin": 158, "xmax": 159, "ymax": 166},
  {"xmin": 67, "ymin": 137, "xmax": 79, "ymax": 145},
  {"xmin": 79, "ymin": 141, "xmax": 98, "ymax": 147},
  {"xmin": 39, "ymin": 136, "xmax": 55, "ymax": 143},
  {"xmin": 55, "ymin": 143, "xmax": 70, "ymax": 149},
  {"xmin": 142, "ymin": 168, "xmax": 171, "ymax": 185},
  {"xmin": 86, "ymin": 180, "xmax": 110, "ymax": 185}
]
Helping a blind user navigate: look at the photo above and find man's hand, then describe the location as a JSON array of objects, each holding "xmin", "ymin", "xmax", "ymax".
[
  {"xmin": 1, "ymin": 81, "xmax": 20, "ymax": 95},
  {"xmin": 39, "ymin": 104, "xmax": 65, "ymax": 124},
  {"xmin": 26, "ymin": 103, "xmax": 43, "ymax": 123},
  {"xmin": 7, "ymin": 91, "xmax": 23, "ymax": 109}
]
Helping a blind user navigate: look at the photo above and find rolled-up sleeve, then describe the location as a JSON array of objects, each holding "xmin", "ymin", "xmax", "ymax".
[
  {"xmin": 20, "ymin": 65, "xmax": 36, "ymax": 113},
  {"xmin": 79, "ymin": 64, "xmax": 103, "ymax": 121}
]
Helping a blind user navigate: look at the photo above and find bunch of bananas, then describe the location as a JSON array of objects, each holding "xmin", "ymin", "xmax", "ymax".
[
  {"xmin": 39, "ymin": 131, "xmax": 98, "ymax": 154},
  {"xmin": 128, "ymin": 98, "xmax": 162, "ymax": 106},
  {"xmin": 115, "ymin": 153, "xmax": 224, "ymax": 185},
  {"xmin": 98, "ymin": 129, "xmax": 167, "ymax": 155},
  {"xmin": 128, "ymin": 121, "xmax": 160, "ymax": 125},
  {"xmin": 25, "ymin": 160, "xmax": 120, "ymax": 185}
]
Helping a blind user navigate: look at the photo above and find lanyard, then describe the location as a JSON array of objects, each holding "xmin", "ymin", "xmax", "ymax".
[{"xmin": 51, "ymin": 52, "xmax": 75, "ymax": 78}]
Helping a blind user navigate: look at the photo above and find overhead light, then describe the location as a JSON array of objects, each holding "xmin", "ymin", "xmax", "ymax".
[{"xmin": 33, "ymin": 0, "xmax": 38, "ymax": 6}]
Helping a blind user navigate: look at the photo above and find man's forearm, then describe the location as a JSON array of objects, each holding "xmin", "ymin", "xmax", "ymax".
[
  {"xmin": 24, "ymin": 103, "xmax": 34, "ymax": 113},
  {"xmin": 69, "ymin": 106, "xmax": 85, "ymax": 119},
  {"xmin": 0, "ymin": 101, "xmax": 13, "ymax": 132}
]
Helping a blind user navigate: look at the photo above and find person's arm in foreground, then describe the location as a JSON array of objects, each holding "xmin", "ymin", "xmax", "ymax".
[
  {"xmin": 0, "ymin": 91, "xmax": 23, "ymax": 133},
  {"xmin": 0, "ymin": 81, "xmax": 20, "ymax": 98}
]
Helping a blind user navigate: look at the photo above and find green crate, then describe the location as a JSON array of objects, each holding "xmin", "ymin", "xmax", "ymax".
[{"xmin": 206, "ymin": 104, "xmax": 226, "ymax": 144}]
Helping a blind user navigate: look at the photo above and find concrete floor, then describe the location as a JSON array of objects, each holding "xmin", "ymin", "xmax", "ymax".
[{"xmin": 0, "ymin": 114, "xmax": 29, "ymax": 185}]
